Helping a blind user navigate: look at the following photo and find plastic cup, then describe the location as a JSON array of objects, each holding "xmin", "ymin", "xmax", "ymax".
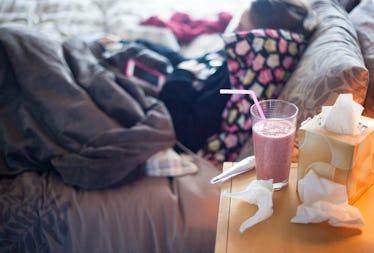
[{"xmin": 250, "ymin": 99, "xmax": 298, "ymax": 190}]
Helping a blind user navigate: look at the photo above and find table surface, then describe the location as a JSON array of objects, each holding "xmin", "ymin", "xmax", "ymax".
[{"xmin": 214, "ymin": 163, "xmax": 374, "ymax": 253}]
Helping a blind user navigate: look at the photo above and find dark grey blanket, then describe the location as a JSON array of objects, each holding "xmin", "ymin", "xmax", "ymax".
[{"xmin": 0, "ymin": 24, "xmax": 176, "ymax": 189}]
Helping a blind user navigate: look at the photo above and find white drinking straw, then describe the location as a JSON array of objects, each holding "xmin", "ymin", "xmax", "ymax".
[{"xmin": 220, "ymin": 89, "xmax": 266, "ymax": 119}]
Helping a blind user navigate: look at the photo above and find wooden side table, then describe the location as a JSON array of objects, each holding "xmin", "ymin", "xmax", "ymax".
[{"xmin": 215, "ymin": 163, "xmax": 374, "ymax": 253}]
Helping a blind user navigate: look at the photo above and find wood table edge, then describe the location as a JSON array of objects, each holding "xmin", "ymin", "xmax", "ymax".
[{"xmin": 214, "ymin": 162, "xmax": 233, "ymax": 253}]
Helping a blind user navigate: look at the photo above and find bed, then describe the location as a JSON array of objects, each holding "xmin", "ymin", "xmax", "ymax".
[{"xmin": 1, "ymin": 0, "xmax": 373, "ymax": 252}]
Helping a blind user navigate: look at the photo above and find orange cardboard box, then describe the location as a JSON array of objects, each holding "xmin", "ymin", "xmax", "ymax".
[{"xmin": 297, "ymin": 114, "xmax": 374, "ymax": 204}]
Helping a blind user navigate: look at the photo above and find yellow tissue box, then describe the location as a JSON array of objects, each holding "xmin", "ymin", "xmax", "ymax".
[{"xmin": 297, "ymin": 114, "xmax": 374, "ymax": 204}]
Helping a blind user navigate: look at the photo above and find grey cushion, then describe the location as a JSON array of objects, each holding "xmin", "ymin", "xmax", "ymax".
[
  {"xmin": 278, "ymin": 0, "xmax": 368, "ymax": 125},
  {"xmin": 349, "ymin": 0, "xmax": 374, "ymax": 118}
]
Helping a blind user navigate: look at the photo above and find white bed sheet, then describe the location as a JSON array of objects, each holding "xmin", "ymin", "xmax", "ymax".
[{"xmin": 0, "ymin": 0, "xmax": 248, "ymax": 53}]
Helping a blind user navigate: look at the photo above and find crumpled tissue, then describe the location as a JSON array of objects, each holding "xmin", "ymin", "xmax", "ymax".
[
  {"xmin": 224, "ymin": 179, "xmax": 274, "ymax": 233},
  {"xmin": 320, "ymin": 93, "xmax": 364, "ymax": 135},
  {"xmin": 291, "ymin": 170, "xmax": 365, "ymax": 228}
]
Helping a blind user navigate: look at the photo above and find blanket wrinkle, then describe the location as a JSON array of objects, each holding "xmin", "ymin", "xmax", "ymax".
[
  {"xmin": 63, "ymin": 39, "xmax": 145, "ymax": 128},
  {"xmin": 0, "ymin": 24, "xmax": 176, "ymax": 189}
]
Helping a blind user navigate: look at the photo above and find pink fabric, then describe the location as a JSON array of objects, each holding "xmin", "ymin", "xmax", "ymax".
[{"xmin": 141, "ymin": 11, "xmax": 232, "ymax": 44}]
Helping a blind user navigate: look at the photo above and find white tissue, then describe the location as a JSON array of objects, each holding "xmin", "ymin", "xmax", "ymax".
[
  {"xmin": 291, "ymin": 170, "xmax": 365, "ymax": 228},
  {"xmin": 321, "ymin": 93, "xmax": 364, "ymax": 135},
  {"xmin": 224, "ymin": 179, "xmax": 274, "ymax": 232}
]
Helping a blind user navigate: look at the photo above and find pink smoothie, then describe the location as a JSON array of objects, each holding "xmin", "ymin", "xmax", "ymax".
[{"xmin": 253, "ymin": 119, "xmax": 295, "ymax": 185}]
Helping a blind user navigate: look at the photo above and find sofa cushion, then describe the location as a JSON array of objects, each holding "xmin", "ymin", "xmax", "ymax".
[
  {"xmin": 278, "ymin": 0, "xmax": 369, "ymax": 125},
  {"xmin": 349, "ymin": 0, "xmax": 374, "ymax": 118}
]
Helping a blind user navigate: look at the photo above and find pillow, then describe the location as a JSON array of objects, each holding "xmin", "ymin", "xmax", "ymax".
[
  {"xmin": 223, "ymin": 29, "xmax": 306, "ymax": 98},
  {"xmin": 278, "ymin": 0, "xmax": 369, "ymax": 125},
  {"xmin": 349, "ymin": 0, "xmax": 374, "ymax": 118},
  {"xmin": 201, "ymin": 29, "xmax": 306, "ymax": 164}
]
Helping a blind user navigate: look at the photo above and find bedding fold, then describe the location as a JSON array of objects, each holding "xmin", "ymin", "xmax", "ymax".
[{"xmin": 0, "ymin": 24, "xmax": 176, "ymax": 189}]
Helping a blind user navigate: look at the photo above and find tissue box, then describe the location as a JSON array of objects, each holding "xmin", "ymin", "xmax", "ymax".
[{"xmin": 297, "ymin": 114, "xmax": 374, "ymax": 204}]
